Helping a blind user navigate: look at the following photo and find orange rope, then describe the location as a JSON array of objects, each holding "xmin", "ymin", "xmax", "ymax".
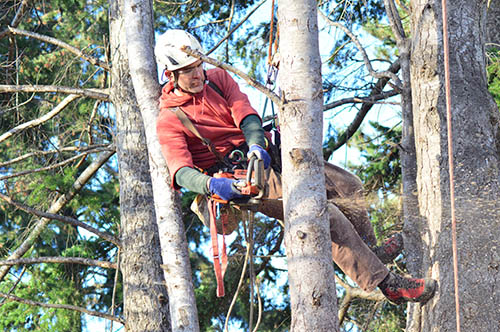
[{"xmin": 441, "ymin": 1, "xmax": 461, "ymax": 331}]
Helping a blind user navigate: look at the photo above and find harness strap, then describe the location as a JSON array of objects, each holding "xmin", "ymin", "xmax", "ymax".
[
  {"xmin": 208, "ymin": 199, "xmax": 228, "ymax": 297},
  {"xmin": 172, "ymin": 107, "xmax": 228, "ymax": 165}
]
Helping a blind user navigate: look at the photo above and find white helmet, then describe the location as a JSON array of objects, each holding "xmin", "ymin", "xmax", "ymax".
[{"xmin": 154, "ymin": 29, "xmax": 204, "ymax": 71}]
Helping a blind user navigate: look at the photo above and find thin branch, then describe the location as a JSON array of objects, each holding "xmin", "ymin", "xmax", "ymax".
[
  {"xmin": 155, "ymin": 0, "xmax": 194, "ymax": 5},
  {"xmin": 0, "ymin": 266, "xmax": 27, "ymax": 307},
  {"xmin": 109, "ymin": 249, "xmax": 121, "ymax": 332},
  {"xmin": 0, "ymin": 146, "xmax": 113, "ymax": 181},
  {"xmin": 395, "ymin": 0, "xmax": 410, "ymax": 14},
  {"xmin": 319, "ymin": 10, "xmax": 403, "ymax": 91},
  {"xmin": 0, "ymin": 191, "xmax": 120, "ymax": 247},
  {"xmin": 0, "ymin": 292, "xmax": 125, "ymax": 324},
  {"xmin": 323, "ymin": 90, "xmax": 399, "ymax": 111},
  {"xmin": 7, "ymin": 27, "xmax": 111, "ymax": 71},
  {"xmin": 335, "ymin": 275, "xmax": 386, "ymax": 325},
  {"xmin": 361, "ymin": 301, "xmax": 382, "ymax": 331},
  {"xmin": 0, "ymin": 257, "xmax": 117, "ymax": 269},
  {"xmin": 0, "ymin": 92, "xmax": 36, "ymax": 116},
  {"xmin": 384, "ymin": 0, "xmax": 406, "ymax": 44},
  {"xmin": 323, "ymin": 59, "xmax": 401, "ymax": 159},
  {"xmin": 338, "ymin": 292, "xmax": 353, "ymax": 325},
  {"xmin": 0, "ymin": 144, "xmax": 112, "ymax": 168},
  {"xmin": 0, "ymin": 0, "xmax": 29, "ymax": 39},
  {"xmin": 0, "ymin": 94, "xmax": 80, "ymax": 144},
  {"xmin": 181, "ymin": 46, "xmax": 281, "ymax": 106},
  {"xmin": 0, "ymin": 149, "xmax": 115, "ymax": 282},
  {"xmin": 206, "ymin": 0, "xmax": 267, "ymax": 55},
  {"xmin": 0, "ymin": 84, "xmax": 109, "ymax": 101}
]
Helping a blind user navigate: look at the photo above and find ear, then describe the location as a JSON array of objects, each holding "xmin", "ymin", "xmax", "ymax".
[{"xmin": 164, "ymin": 70, "xmax": 173, "ymax": 79}]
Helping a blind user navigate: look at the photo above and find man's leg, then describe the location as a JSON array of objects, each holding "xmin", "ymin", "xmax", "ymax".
[
  {"xmin": 327, "ymin": 203, "xmax": 388, "ymax": 291},
  {"xmin": 257, "ymin": 167, "xmax": 436, "ymax": 304},
  {"xmin": 324, "ymin": 163, "xmax": 404, "ymax": 263},
  {"xmin": 258, "ymin": 168, "xmax": 387, "ymax": 292},
  {"xmin": 323, "ymin": 162, "xmax": 377, "ymax": 246}
]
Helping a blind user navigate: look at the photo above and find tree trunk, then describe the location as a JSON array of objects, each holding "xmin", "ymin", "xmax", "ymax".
[
  {"xmin": 382, "ymin": 1, "xmax": 427, "ymax": 328},
  {"xmin": 410, "ymin": 1, "xmax": 500, "ymax": 331},
  {"xmin": 123, "ymin": 0, "xmax": 200, "ymax": 331},
  {"xmin": 486, "ymin": 0, "xmax": 500, "ymax": 47},
  {"xmin": 277, "ymin": 1, "xmax": 339, "ymax": 331},
  {"xmin": 109, "ymin": 1, "xmax": 171, "ymax": 331}
]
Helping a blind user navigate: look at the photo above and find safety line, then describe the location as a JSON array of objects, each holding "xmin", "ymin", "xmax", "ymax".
[{"xmin": 441, "ymin": 1, "xmax": 461, "ymax": 331}]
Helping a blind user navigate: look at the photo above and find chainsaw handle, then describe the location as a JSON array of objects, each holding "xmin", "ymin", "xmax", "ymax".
[{"xmin": 246, "ymin": 156, "xmax": 265, "ymax": 199}]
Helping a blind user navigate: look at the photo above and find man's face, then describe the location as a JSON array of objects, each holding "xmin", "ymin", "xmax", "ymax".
[{"xmin": 174, "ymin": 60, "xmax": 205, "ymax": 94}]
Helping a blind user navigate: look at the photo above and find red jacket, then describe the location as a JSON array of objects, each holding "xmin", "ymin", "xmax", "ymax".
[{"xmin": 156, "ymin": 67, "xmax": 260, "ymax": 188}]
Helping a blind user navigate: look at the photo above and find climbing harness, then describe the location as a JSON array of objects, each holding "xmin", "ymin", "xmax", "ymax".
[{"xmin": 208, "ymin": 155, "xmax": 265, "ymax": 297}]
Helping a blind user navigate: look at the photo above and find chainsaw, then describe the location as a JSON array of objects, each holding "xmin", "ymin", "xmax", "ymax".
[{"xmin": 211, "ymin": 155, "xmax": 265, "ymax": 208}]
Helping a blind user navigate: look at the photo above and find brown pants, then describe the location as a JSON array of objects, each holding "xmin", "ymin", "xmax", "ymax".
[{"xmin": 258, "ymin": 163, "xmax": 389, "ymax": 292}]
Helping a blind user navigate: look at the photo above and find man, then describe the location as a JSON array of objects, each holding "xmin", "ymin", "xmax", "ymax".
[{"xmin": 154, "ymin": 29, "xmax": 436, "ymax": 305}]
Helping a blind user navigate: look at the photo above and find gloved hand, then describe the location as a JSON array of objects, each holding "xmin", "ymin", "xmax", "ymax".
[
  {"xmin": 208, "ymin": 177, "xmax": 244, "ymax": 201},
  {"xmin": 247, "ymin": 144, "xmax": 271, "ymax": 169}
]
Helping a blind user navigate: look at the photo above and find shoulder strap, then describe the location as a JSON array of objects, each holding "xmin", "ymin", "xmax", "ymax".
[
  {"xmin": 171, "ymin": 107, "xmax": 227, "ymax": 164},
  {"xmin": 173, "ymin": 107, "xmax": 208, "ymax": 145},
  {"xmin": 207, "ymin": 80, "xmax": 224, "ymax": 99}
]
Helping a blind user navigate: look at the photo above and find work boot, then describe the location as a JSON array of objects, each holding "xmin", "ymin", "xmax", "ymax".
[
  {"xmin": 379, "ymin": 272, "xmax": 437, "ymax": 305},
  {"xmin": 372, "ymin": 233, "xmax": 404, "ymax": 264}
]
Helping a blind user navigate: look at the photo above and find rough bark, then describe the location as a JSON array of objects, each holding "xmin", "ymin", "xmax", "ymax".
[
  {"xmin": 123, "ymin": 0, "xmax": 200, "ymax": 331},
  {"xmin": 410, "ymin": 1, "xmax": 500, "ymax": 331},
  {"xmin": 486, "ymin": 0, "xmax": 500, "ymax": 47},
  {"xmin": 277, "ymin": 1, "xmax": 339, "ymax": 331},
  {"xmin": 109, "ymin": 1, "xmax": 170, "ymax": 330}
]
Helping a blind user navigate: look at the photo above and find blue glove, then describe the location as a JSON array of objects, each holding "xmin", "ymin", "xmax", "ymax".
[
  {"xmin": 248, "ymin": 144, "xmax": 271, "ymax": 169},
  {"xmin": 209, "ymin": 177, "xmax": 244, "ymax": 201}
]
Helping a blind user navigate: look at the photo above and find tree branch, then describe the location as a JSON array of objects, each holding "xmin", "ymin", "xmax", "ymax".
[
  {"xmin": 323, "ymin": 58, "xmax": 401, "ymax": 159},
  {"xmin": 319, "ymin": 10, "xmax": 402, "ymax": 91},
  {"xmin": 0, "ymin": 149, "xmax": 115, "ymax": 282},
  {"xmin": 6, "ymin": 27, "xmax": 111, "ymax": 71},
  {"xmin": 0, "ymin": 0, "xmax": 29, "ymax": 39},
  {"xmin": 0, "ymin": 266, "xmax": 27, "ymax": 308},
  {"xmin": 0, "ymin": 257, "xmax": 117, "ymax": 269},
  {"xmin": 383, "ymin": 0, "xmax": 406, "ymax": 44},
  {"xmin": 0, "ymin": 292, "xmax": 125, "ymax": 324},
  {"xmin": 0, "ymin": 146, "xmax": 114, "ymax": 181},
  {"xmin": 323, "ymin": 90, "xmax": 399, "ymax": 111},
  {"xmin": 181, "ymin": 46, "xmax": 282, "ymax": 107},
  {"xmin": 0, "ymin": 191, "xmax": 120, "ymax": 247},
  {"xmin": 0, "ymin": 94, "xmax": 80, "ymax": 144},
  {"xmin": 335, "ymin": 275, "xmax": 386, "ymax": 325},
  {"xmin": 0, "ymin": 144, "xmax": 112, "ymax": 168},
  {"xmin": 0, "ymin": 85, "xmax": 109, "ymax": 101},
  {"xmin": 206, "ymin": 0, "xmax": 267, "ymax": 55}
]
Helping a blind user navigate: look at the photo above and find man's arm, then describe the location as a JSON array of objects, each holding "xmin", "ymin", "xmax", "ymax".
[
  {"xmin": 175, "ymin": 115, "xmax": 267, "ymax": 195},
  {"xmin": 240, "ymin": 114, "xmax": 266, "ymax": 148},
  {"xmin": 175, "ymin": 166, "xmax": 211, "ymax": 194}
]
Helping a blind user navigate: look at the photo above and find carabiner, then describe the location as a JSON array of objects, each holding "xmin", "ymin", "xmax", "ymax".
[{"xmin": 228, "ymin": 149, "xmax": 245, "ymax": 164}]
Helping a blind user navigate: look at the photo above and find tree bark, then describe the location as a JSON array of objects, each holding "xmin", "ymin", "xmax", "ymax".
[
  {"xmin": 486, "ymin": 0, "xmax": 500, "ymax": 47},
  {"xmin": 277, "ymin": 1, "xmax": 339, "ymax": 331},
  {"xmin": 123, "ymin": 0, "xmax": 200, "ymax": 331},
  {"xmin": 410, "ymin": 1, "xmax": 500, "ymax": 331},
  {"xmin": 109, "ymin": 1, "xmax": 170, "ymax": 330}
]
